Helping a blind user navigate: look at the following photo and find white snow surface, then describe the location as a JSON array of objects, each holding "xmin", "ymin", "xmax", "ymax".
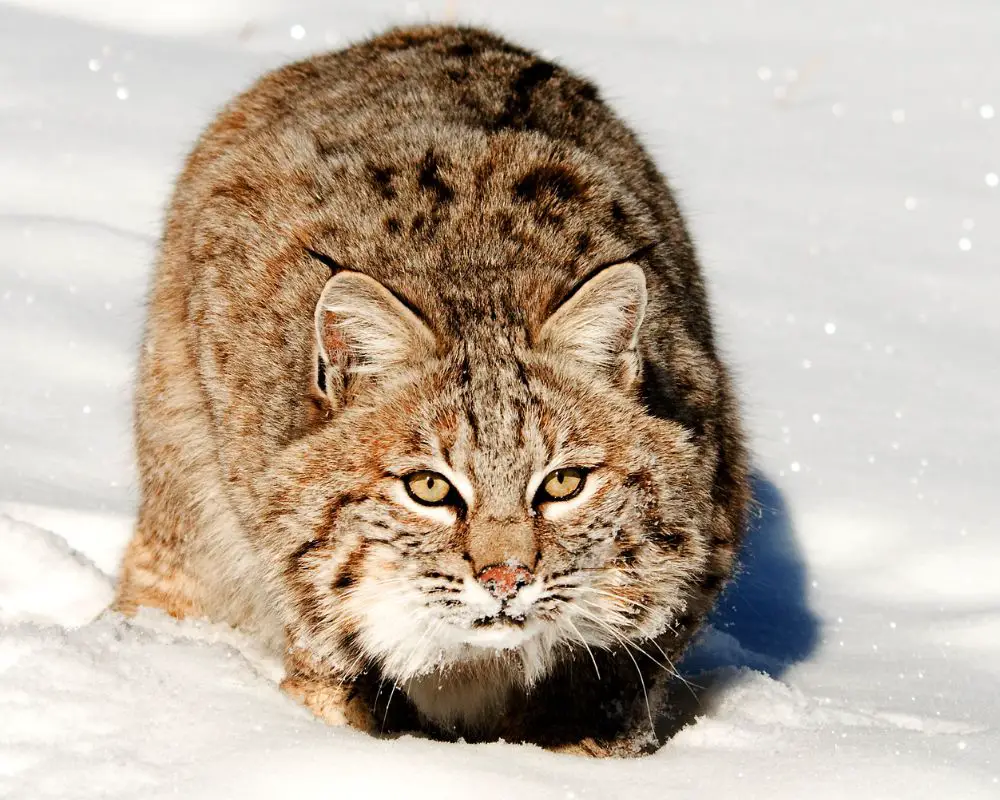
[{"xmin": 1, "ymin": 0, "xmax": 998, "ymax": 797}]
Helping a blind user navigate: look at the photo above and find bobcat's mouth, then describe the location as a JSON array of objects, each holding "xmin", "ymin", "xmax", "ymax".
[
  {"xmin": 459, "ymin": 613, "xmax": 544, "ymax": 650},
  {"xmin": 471, "ymin": 614, "xmax": 525, "ymax": 629}
]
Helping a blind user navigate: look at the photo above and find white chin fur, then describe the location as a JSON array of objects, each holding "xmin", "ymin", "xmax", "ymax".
[
  {"xmin": 457, "ymin": 620, "xmax": 541, "ymax": 650},
  {"xmin": 346, "ymin": 570, "xmax": 562, "ymax": 685}
]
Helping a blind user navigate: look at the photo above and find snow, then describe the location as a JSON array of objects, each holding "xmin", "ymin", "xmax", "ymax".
[
  {"xmin": 1, "ymin": 0, "xmax": 998, "ymax": 796},
  {"xmin": 0, "ymin": 514, "xmax": 113, "ymax": 626}
]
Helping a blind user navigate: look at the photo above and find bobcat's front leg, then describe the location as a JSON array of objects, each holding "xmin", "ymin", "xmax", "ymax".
[{"xmin": 281, "ymin": 650, "xmax": 376, "ymax": 732}]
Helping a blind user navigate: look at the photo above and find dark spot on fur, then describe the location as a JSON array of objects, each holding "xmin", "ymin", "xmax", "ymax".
[
  {"xmin": 700, "ymin": 573, "xmax": 724, "ymax": 592},
  {"xmin": 496, "ymin": 213, "xmax": 515, "ymax": 237},
  {"xmin": 333, "ymin": 543, "xmax": 368, "ymax": 591},
  {"xmin": 514, "ymin": 164, "xmax": 583, "ymax": 204},
  {"xmin": 333, "ymin": 572, "xmax": 354, "ymax": 590},
  {"xmin": 514, "ymin": 357, "xmax": 531, "ymax": 392},
  {"xmin": 385, "ymin": 216, "xmax": 402, "ymax": 235},
  {"xmin": 566, "ymin": 80, "xmax": 600, "ymax": 121},
  {"xmin": 411, "ymin": 213, "xmax": 426, "ymax": 233},
  {"xmin": 610, "ymin": 199, "xmax": 628, "ymax": 224},
  {"xmin": 577, "ymin": 80, "xmax": 599, "ymax": 102},
  {"xmin": 417, "ymin": 149, "xmax": 454, "ymax": 205},
  {"xmin": 369, "ymin": 165, "xmax": 396, "ymax": 200},
  {"xmin": 458, "ymin": 352, "xmax": 472, "ymax": 388},
  {"xmin": 575, "ymin": 231, "xmax": 592, "ymax": 256},
  {"xmin": 654, "ymin": 529, "xmax": 685, "ymax": 548},
  {"xmin": 447, "ymin": 42, "xmax": 478, "ymax": 57},
  {"xmin": 325, "ymin": 497, "xmax": 345, "ymax": 529},
  {"xmin": 494, "ymin": 60, "xmax": 556, "ymax": 130},
  {"xmin": 624, "ymin": 469, "xmax": 653, "ymax": 493},
  {"xmin": 514, "ymin": 60, "xmax": 556, "ymax": 92},
  {"xmin": 290, "ymin": 538, "xmax": 321, "ymax": 565}
]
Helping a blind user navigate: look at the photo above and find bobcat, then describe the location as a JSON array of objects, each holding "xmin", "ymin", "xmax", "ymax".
[{"xmin": 114, "ymin": 24, "xmax": 749, "ymax": 756}]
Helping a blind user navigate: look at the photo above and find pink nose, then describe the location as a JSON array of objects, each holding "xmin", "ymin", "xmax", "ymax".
[{"xmin": 476, "ymin": 562, "xmax": 533, "ymax": 600}]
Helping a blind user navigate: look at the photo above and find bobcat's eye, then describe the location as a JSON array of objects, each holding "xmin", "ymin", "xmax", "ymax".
[
  {"xmin": 404, "ymin": 471, "xmax": 454, "ymax": 505},
  {"xmin": 536, "ymin": 467, "xmax": 587, "ymax": 503}
]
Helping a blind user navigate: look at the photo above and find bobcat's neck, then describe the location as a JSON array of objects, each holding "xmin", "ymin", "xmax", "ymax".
[{"xmin": 404, "ymin": 659, "xmax": 524, "ymax": 737}]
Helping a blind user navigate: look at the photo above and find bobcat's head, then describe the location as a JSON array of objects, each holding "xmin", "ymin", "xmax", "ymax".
[{"xmin": 265, "ymin": 256, "xmax": 715, "ymax": 730}]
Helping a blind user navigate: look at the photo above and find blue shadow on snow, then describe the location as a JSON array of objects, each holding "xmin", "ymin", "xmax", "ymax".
[{"xmin": 682, "ymin": 471, "xmax": 821, "ymax": 678}]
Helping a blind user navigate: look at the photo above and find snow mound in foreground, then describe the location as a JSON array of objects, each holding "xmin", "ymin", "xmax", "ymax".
[{"xmin": 0, "ymin": 514, "xmax": 113, "ymax": 627}]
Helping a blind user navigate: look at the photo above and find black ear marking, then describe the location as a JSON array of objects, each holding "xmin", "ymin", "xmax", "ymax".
[
  {"xmin": 316, "ymin": 354, "xmax": 327, "ymax": 394},
  {"xmin": 549, "ymin": 239, "xmax": 661, "ymax": 316},
  {"xmin": 305, "ymin": 247, "xmax": 346, "ymax": 275}
]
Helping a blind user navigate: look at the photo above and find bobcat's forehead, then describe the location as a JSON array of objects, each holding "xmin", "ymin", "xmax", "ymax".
[
  {"xmin": 396, "ymin": 345, "xmax": 556, "ymax": 513},
  {"xmin": 305, "ymin": 131, "xmax": 654, "ymax": 327}
]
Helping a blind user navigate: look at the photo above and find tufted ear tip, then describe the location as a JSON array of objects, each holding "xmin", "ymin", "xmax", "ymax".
[
  {"xmin": 536, "ymin": 262, "xmax": 647, "ymax": 388},
  {"xmin": 314, "ymin": 271, "xmax": 434, "ymax": 406}
]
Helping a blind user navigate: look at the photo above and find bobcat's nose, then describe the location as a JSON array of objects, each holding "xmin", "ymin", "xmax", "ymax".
[{"xmin": 476, "ymin": 562, "xmax": 533, "ymax": 601}]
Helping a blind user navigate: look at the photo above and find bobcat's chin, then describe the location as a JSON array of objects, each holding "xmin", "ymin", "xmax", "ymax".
[{"xmin": 357, "ymin": 582, "xmax": 563, "ymax": 685}]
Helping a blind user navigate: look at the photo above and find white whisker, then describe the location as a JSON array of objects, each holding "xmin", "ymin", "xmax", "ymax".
[
  {"xmin": 574, "ymin": 596, "xmax": 701, "ymax": 700},
  {"xmin": 568, "ymin": 604, "xmax": 655, "ymax": 735},
  {"xmin": 562, "ymin": 616, "xmax": 601, "ymax": 680}
]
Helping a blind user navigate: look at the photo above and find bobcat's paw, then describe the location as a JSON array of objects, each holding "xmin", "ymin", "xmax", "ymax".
[
  {"xmin": 548, "ymin": 734, "xmax": 652, "ymax": 758},
  {"xmin": 547, "ymin": 737, "xmax": 614, "ymax": 758},
  {"xmin": 280, "ymin": 674, "xmax": 376, "ymax": 733}
]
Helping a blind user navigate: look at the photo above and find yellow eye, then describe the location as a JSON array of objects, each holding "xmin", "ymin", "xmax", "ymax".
[
  {"xmin": 404, "ymin": 471, "xmax": 453, "ymax": 505},
  {"xmin": 539, "ymin": 467, "xmax": 586, "ymax": 502}
]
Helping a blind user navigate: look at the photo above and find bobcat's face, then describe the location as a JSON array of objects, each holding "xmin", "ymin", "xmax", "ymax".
[{"xmin": 273, "ymin": 261, "xmax": 713, "ymax": 690}]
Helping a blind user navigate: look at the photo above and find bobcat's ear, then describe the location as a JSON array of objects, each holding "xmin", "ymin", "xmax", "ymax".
[
  {"xmin": 536, "ymin": 262, "xmax": 647, "ymax": 390},
  {"xmin": 314, "ymin": 271, "xmax": 434, "ymax": 406}
]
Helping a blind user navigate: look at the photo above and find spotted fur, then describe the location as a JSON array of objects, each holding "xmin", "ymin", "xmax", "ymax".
[{"xmin": 114, "ymin": 24, "xmax": 749, "ymax": 756}]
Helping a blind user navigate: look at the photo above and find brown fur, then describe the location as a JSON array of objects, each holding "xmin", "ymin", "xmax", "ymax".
[{"xmin": 114, "ymin": 24, "xmax": 750, "ymax": 756}]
